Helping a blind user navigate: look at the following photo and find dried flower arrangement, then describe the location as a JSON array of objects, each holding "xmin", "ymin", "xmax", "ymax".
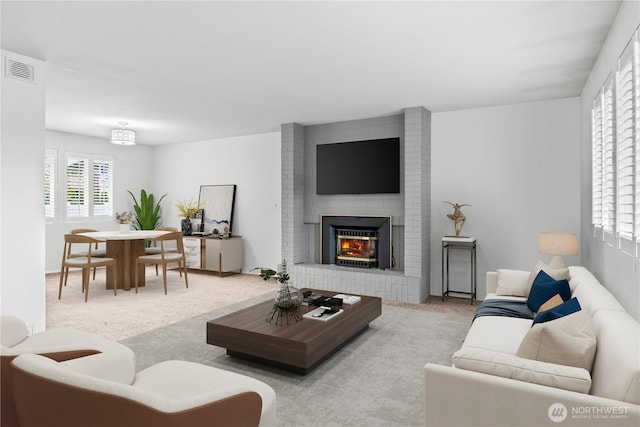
[
  {"xmin": 176, "ymin": 198, "xmax": 201, "ymax": 219},
  {"xmin": 115, "ymin": 211, "xmax": 137, "ymax": 225}
]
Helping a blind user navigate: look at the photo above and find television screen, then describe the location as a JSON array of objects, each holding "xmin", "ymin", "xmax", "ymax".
[{"xmin": 316, "ymin": 137, "xmax": 400, "ymax": 195}]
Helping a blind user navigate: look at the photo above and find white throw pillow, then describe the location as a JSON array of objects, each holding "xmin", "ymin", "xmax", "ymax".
[
  {"xmin": 452, "ymin": 347, "xmax": 592, "ymax": 394},
  {"xmin": 516, "ymin": 310, "xmax": 597, "ymax": 372},
  {"xmin": 524, "ymin": 261, "xmax": 570, "ymax": 297},
  {"xmin": 495, "ymin": 269, "xmax": 532, "ymax": 297}
]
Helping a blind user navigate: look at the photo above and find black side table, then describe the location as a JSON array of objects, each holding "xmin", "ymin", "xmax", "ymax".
[{"xmin": 441, "ymin": 237, "xmax": 477, "ymax": 305}]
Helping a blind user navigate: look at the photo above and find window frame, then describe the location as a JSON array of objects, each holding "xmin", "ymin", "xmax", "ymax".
[
  {"xmin": 63, "ymin": 151, "xmax": 114, "ymax": 221},
  {"xmin": 591, "ymin": 27, "xmax": 640, "ymax": 258},
  {"xmin": 615, "ymin": 32, "xmax": 638, "ymax": 256},
  {"xmin": 44, "ymin": 148, "xmax": 57, "ymax": 223},
  {"xmin": 592, "ymin": 89, "xmax": 604, "ymax": 233}
]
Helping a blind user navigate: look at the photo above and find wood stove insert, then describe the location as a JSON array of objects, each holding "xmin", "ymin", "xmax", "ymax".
[{"xmin": 321, "ymin": 215, "xmax": 392, "ymax": 270}]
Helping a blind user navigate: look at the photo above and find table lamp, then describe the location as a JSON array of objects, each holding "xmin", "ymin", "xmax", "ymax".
[{"xmin": 538, "ymin": 232, "xmax": 579, "ymax": 269}]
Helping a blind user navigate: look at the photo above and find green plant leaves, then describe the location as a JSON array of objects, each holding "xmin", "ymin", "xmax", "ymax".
[
  {"xmin": 127, "ymin": 189, "xmax": 167, "ymax": 230},
  {"xmin": 251, "ymin": 267, "xmax": 289, "ymax": 283}
]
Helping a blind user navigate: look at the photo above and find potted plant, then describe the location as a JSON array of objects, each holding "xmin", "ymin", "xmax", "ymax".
[
  {"xmin": 127, "ymin": 189, "xmax": 167, "ymax": 230},
  {"xmin": 253, "ymin": 267, "xmax": 290, "ymax": 284},
  {"xmin": 115, "ymin": 211, "xmax": 136, "ymax": 233},
  {"xmin": 253, "ymin": 266, "xmax": 302, "ymax": 310},
  {"xmin": 176, "ymin": 198, "xmax": 201, "ymax": 235}
]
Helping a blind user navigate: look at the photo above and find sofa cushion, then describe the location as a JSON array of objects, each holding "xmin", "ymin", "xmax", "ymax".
[
  {"xmin": 452, "ymin": 347, "xmax": 592, "ymax": 394},
  {"xmin": 525, "ymin": 261, "xmax": 570, "ymax": 297},
  {"xmin": 527, "ymin": 272, "xmax": 571, "ymax": 312},
  {"xmin": 517, "ymin": 309, "xmax": 596, "ymax": 371},
  {"xmin": 495, "ymin": 269, "xmax": 531, "ymax": 297},
  {"xmin": 461, "ymin": 316, "xmax": 533, "ymax": 355},
  {"xmin": 532, "ymin": 297, "xmax": 581, "ymax": 325},
  {"xmin": 484, "ymin": 293, "xmax": 527, "ymax": 302}
]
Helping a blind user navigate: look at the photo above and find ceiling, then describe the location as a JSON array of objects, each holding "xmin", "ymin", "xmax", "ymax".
[{"xmin": 1, "ymin": 1, "xmax": 621, "ymax": 146}]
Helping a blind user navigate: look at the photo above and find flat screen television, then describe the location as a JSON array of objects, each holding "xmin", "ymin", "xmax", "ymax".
[{"xmin": 316, "ymin": 137, "xmax": 400, "ymax": 195}]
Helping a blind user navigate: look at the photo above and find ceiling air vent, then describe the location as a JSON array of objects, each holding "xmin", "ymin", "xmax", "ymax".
[{"xmin": 5, "ymin": 58, "xmax": 35, "ymax": 83}]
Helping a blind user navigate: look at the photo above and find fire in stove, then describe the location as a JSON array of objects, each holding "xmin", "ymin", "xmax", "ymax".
[
  {"xmin": 340, "ymin": 238, "xmax": 374, "ymax": 258},
  {"xmin": 335, "ymin": 229, "xmax": 378, "ymax": 268}
]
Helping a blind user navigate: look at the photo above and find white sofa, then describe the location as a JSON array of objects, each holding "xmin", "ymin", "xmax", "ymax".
[{"xmin": 424, "ymin": 266, "xmax": 640, "ymax": 427}]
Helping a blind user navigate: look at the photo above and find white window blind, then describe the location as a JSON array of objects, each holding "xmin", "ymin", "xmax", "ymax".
[
  {"xmin": 616, "ymin": 34, "xmax": 638, "ymax": 242},
  {"xmin": 592, "ymin": 90, "xmax": 604, "ymax": 230},
  {"xmin": 66, "ymin": 155, "xmax": 89, "ymax": 218},
  {"xmin": 65, "ymin": 152, "xmax": 114, "ymax": 219},
  {"xmin": 636, "ymin": 37, "xmax": 640, "ymax": 253},
  {"xmin": 92, "ymin": 159, "xmax": 113, "ymax": 217},
  {"xmin": 602, "ymin": 77, "xmax": 616, "ymax": 235},
  {"xmin": 44, "ymin": 149, "xmax": 56, "ymax": 220}
]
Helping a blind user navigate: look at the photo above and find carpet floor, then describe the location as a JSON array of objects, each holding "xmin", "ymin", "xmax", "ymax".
[
  {"xmin": 46, "ymin": 268, "xmax": 278, "ymax": 340},
  {"xmin": 47, "ymin": 268, "xmax": 476, "ymax": 426}
]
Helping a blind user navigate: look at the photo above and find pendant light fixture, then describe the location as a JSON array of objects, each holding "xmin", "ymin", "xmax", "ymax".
[{"xmin": 110, "ymin": 121, "xmax": 136, "ymax": 145}]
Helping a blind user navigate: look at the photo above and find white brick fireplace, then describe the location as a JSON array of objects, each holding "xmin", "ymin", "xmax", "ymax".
[{"xmin": 281, "ymin": 107, "xmax": 431, "ymax": 303}]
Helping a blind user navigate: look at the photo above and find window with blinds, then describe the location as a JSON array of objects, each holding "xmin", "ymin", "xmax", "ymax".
[
  {"xmin": 602, "ymin": 77, "xmax": 616, "ymax": 235},
  {"xmin": 592, "ymin": 91, "xmax": 603, "ymax": 230},
  {"xmin": 44, "ymin": 149, "xmax": 56, "ymax": 221},
  {"xmin": 93, "ymin": 160, "xmax": 113, "ymax": 217},
  {"xmin": 592, "ymin": 27, "xmax": 639, "ymax": 258},
  {"xmin": 64, "ymin": 152, "xmax": 114, "ymax": 219},
  {"xmin": 616, "ymin": 34, "xmax": 638, "ymax": 244}
]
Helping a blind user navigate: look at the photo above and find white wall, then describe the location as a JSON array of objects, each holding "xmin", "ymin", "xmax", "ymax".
[
  {"xmin": 580, "ymin": 0, "xmax": 640, "ymax": 320},
  {"xmin": 431, "ymin": 98, "xmax": 581, "ymax": 299},
  {"xmin": 44, "ymin": 131, "xmax": 156, "ymax": 272},
  {"xmin": 153, "ymin": 132, "xmax": 282, "ymax": 273},
  {"xmin": 1, "ymin": 50, "xmax": 47, "ymax": 332}
]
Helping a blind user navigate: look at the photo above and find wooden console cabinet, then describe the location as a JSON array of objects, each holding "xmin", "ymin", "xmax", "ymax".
[{"xmin": 182, "ymin": 236, "xmax": 243, "ymax": 276}]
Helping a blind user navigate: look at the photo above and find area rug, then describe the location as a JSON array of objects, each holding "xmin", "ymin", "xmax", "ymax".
[
  {"xmin": 121, "ymin": 294, "xmax": 473, "ymax": 427},
  {"xmin": 46, "ymin": 269, "xmax": 278, "ymax": 340}
]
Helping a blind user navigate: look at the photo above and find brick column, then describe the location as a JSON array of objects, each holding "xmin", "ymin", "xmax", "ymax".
[
  {"xmin": 281, "ymin": 123, "xmax": 306, "ymax": 264},
  {"xmin": 403, "ymin": 107, "xmax": 431, "ymax": 301}
]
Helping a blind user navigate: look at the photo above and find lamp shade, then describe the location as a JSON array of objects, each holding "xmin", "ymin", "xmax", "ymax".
[
  {"xmin": 538, "ymin": 232, "xmax": 578, "ymax": 269},
  {"xmin": 110, "ymin": 128, "xmax": 136, "ymax": 145},
  {"xmin": 538, "ymin": 232, "xmax": 579, "ymax": 256}
]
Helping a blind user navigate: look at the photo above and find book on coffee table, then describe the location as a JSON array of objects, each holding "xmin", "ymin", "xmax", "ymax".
[
  {"xmin": 301, "ymin": 293, "xmax": 324, "ymax": 306},
  {"xmin": 333, "ymin": 294, "xmax": 361, "ymax": 305},
  {"xmin": 303, "ymin": 306, "xmax": 344, "ymax": 322}
]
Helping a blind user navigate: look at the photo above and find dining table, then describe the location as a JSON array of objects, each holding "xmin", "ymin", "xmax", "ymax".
[{"xmin": 79, "ymin": 230, "xmax": 170, "ymax": 291}]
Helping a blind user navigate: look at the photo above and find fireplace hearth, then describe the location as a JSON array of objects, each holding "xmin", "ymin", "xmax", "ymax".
[{"xmin": 321, "ymin": 215, "xmax": 392, "ymax": 270}]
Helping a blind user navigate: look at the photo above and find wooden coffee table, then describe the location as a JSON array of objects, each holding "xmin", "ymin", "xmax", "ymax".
[{"xmin": 206, "ymin": 289, "xmax": 382, "ymax": 374}]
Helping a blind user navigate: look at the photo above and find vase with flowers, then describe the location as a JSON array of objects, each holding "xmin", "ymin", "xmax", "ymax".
[
  {"xmin": 176, "ymin": 198, "xmax": 201, "ymax": 235},
  {"xmin": 115, "ymin": 211, "xmax": 136, "ymax": 233}
]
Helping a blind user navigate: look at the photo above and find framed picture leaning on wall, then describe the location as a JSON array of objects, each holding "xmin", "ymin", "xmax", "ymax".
[{"xmin": 198, "ymin": 184, "xmax": 237, "ymax": 236}]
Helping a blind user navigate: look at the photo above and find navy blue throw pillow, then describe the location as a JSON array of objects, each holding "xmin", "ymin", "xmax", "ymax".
[
  {"xmin": 533, "ymin": 297, "xmax": 581, "ymax": 325},
  {"xmin": 527, "ymin": 270, "xmax": 571, "ymax": 312}
]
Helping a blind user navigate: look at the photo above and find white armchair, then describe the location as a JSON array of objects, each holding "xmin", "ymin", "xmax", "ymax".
[
  {"xmin": 10, "ymin": 352, "xmax": 277, "ymax": 427},
  {"xmin": 1, "ymin": 316, "xmax": 135, "ymax": 427}
]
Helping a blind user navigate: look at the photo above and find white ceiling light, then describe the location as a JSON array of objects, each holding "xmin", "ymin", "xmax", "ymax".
[{"xmin": 110, "ymin": 121, "xmax": 136, "ymax": 145}]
